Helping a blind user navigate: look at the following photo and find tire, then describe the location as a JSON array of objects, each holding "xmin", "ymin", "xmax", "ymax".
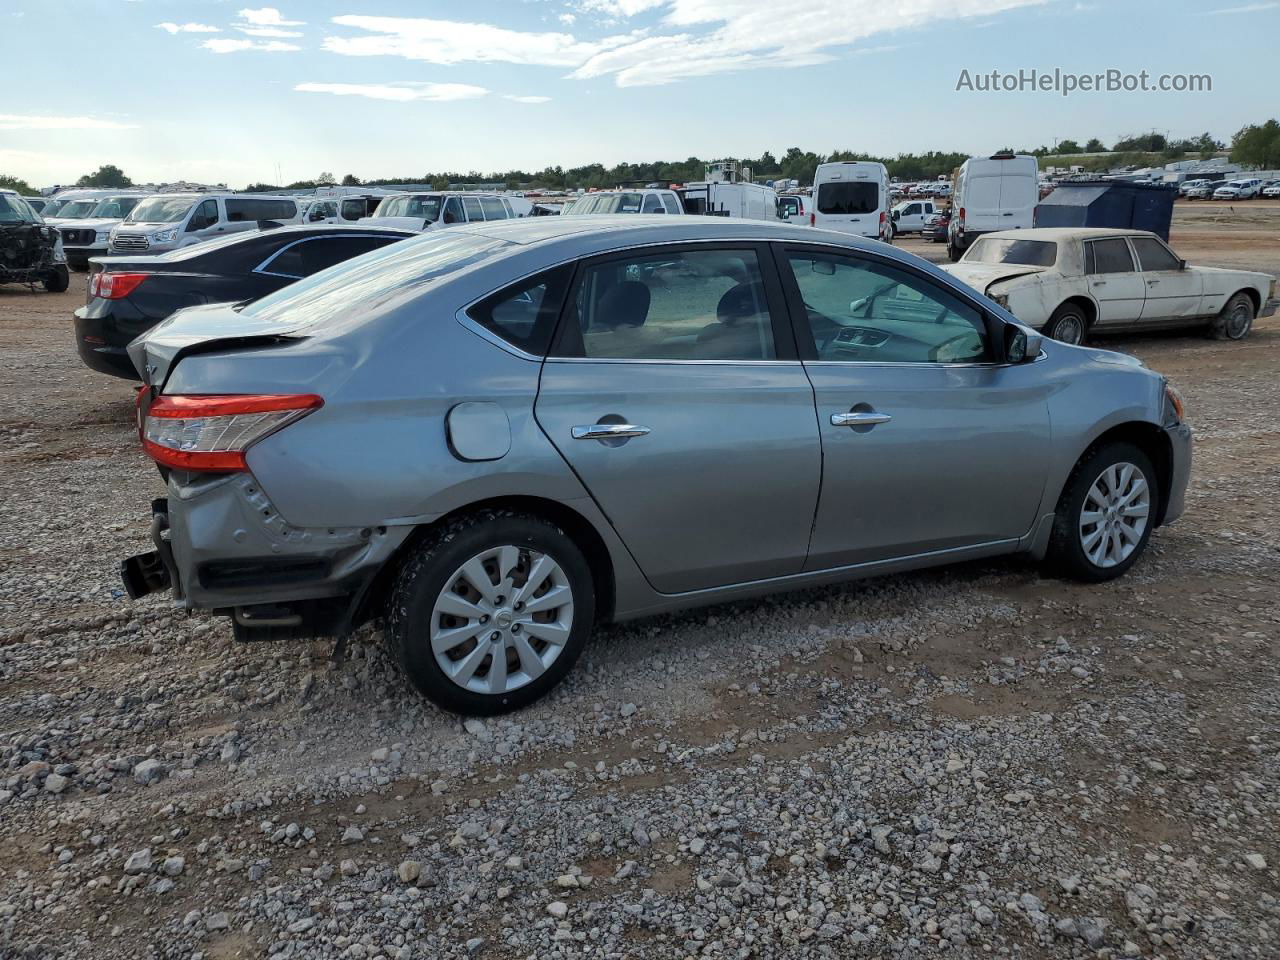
[
  {"xmin": 1045, "ymin": 302, "xmax": 1088, "ymax": 345},
  {"xmin": 1045, "ymin": 442, "xmax": 1159, "ymax": 583},
  {"xmin": 1209, "ymin": 292, "xmax": 1255, "ymax": 341},
  {"xmin": 387, "ymin": 510, "xmax": 595, "ymax": 715},
  {"xmin": 947, "ymin": 242, "xmax": 962, "ymax": 263},
  {"xmin": 43, "ymin": 266, "xmax": 69, "ymax": 293}
]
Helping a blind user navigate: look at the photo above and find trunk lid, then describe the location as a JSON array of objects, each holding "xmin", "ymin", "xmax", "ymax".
[{"xmin": 127, "ymin": 303, "xmax": 304, "ymax": 385}]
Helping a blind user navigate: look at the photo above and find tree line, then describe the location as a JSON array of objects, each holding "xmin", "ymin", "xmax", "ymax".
[{"xmin": 4, "ymin": 119, "xmax": 1277, "ymax": 198}]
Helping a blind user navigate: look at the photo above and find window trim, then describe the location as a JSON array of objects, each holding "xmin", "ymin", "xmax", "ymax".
[
  {"xmin": 1128, "ymin": 234, "xmax": 1182, "ymax": 273},
  {"xmin": 1084, "ymin": 237, "xmax": 1137, "ymax": 276},
  {"xmin": 252, "ymin": 232, "xmax": 401, "ymax": 280},
  {"xmin": 771, "ymin": 242, "xmax": 1011, "ymax": 366},
  {"xmin": 545, "ymin": 241, "xmax": 800, "ymax": 364},
  {"xmin": 460, "ymin": 263, "xmax": 574, "ymax": 359}
]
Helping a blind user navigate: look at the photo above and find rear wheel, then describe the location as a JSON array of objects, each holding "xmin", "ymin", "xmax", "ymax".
[
  {"xmin": 947, "ymin": 241, "xmax": 962, "ymax": 263},
  {"xmin": 388, "ymin": 510, "xmax": 594, "ymax": 715},
  {"xmin": 43, "ymin": 266, "xmax": 69, "ymax": 293},
  {"xmin": 1209, "ymin": 292, "xmax": 1255, "ymax": 341},
  {"xmin": 1045, "ymin": 442, "xmax": 1158, "ymax": 582},
  {"xmin": 1045, "ymin": 302, "xmax": 1088, "ymax": 345}
]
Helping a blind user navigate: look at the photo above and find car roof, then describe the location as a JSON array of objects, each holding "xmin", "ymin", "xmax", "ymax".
[{"xmin": 974, "ymin": 227, "xmax": 1157, "ymax": 243}]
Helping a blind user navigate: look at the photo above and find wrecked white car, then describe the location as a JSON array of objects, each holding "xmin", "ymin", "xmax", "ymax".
[{"xmin": 942, "ymin": 228, "xmax": 1277, "ymax": 344}]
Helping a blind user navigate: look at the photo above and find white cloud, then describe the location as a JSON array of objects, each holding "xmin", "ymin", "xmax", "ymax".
[
  {"xmin": 0, "ymin": 114, "xmax": 138, "ymax": 131},
  {"xmin": 236, "ymin": 26, "xmax": 304, "ymax": 38},
  {"xmin": 576, "ymin": 0, "xmax": 667, "ymax": 16},
  {"xmin": 238, "ymin": 7, "xmax": 304, "ymax": 27},
  {"xmin": 155, "ymin": 22, "xmax": 221, "ymax": 34},
  {"xmin": 570, "ymin": 0, "xmax": 1049, "ymax": 86},
  {"xmin": 203, "ymin": 38, "xmax": 301, "ymax": 53},
  {"xmin": 323, "ymin": 15, "xmax": 638, "ymax": 67},
  {"xmin": 1206, "ymin": 1, "xmax": 1278, "ymax": 11},
  {"xmin": 504, "ymin": 95, "xmax": 552, "ymax": 103},
  {"xmin": 559, "ymin": 13, "xmax": 577, "ymax": 25},
  {"xmin": 295, "ymin": 81, "xmax": 489, "ymax": 102}
]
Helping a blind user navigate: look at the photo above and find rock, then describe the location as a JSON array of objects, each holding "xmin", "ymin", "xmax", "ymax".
[
  {"xmin": 220, "ymin": 742, "xmax": 240, "ymax": 764},
  {"xmin": 870, "ymin": 825, "xmax": 893, "ymax": 854},
  {"xmin": 973, "ymin": 904, "xmax": 996, "ymax": 926},
  {"xmin": 465, "ymin": 937, "xmax": 485, "ymax": 954},
  {"xmin": 44, "ymin": 774, "xmax": 69, "ymax": 794},
  {"xmin": 287, "ymin": 917, "xmax": 315, "ymax": 934},
  {"xmin": 689, "ymin": 837, "xmax": 706, "ymax": 855},
  {"xmin": 1079, "ymin": 918, "xmax": 1106, "ymax": 949},
  {"xmin": 341, "ymin": 825, "xmax": 363, "ymax": 844},
  {"xmin": 397, "ymin": 861, "xmax": 422, "ymax": 884},
  {"xmin": 340, "ymin": 859, "xmax": 359, "ymax": 877},
  {"xmin": 162, "ymin": 856, "xmax": 185, "ymax": 877},
  {"xmin": 123, "ymin": 849, "xmax": 152, "ymax": 875},
  {"xmin": 546, "ymin": 901, "xmax": 568, "ymax": 919},
  {"xmin": 463, "ymin": 719, "xmax": 489, "ymax": 738},
  {"xmin": 132, "ymin": 759, "xmax": 166, "ymax": 786},
  {"xmin": 620, "ymin": 703, "xmax": 637, "ymax": 717},
  {"xmin": 1055, "ymin": 918, "xmax": 1080, "ymax": 938},
  {"xmin": 945, "ymin": 758, "xmax": 966, "ymax": 773},
  {"xmin": 205, "ymin": 912, "xmax": 230, "ymax": 932},
  {"xmin": 371, "ymin": 747, "xmax": 389, "ymax": 762},
  {"xmin": 1019, "ymin": 893, "xmax": 1044, "ymax": 913},
  {"xmin": 1244, "ymin": 853, "xmax": 1267, "ymax": 870},
  {"xmin": 555, "ymin": 874, "xmax": 579, "ymax": 889},
  {"xmin": 1059, "ymin": 876, "xmax": 1080, "ymax": 894}
]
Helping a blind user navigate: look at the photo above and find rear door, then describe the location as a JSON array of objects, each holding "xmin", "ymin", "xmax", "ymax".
[
  {"xmin": 996, "ymin": 160, "xmax": 1038, "ymax": 229},
  {"xmin": 815, "ymin": 177, "xmax": 880, "ymax": 237},
  {"xmin": 1131, "ymin": 236, "xmax": 1203, "ymax": 321},
  {"xmin": 964, "ymin": 165, "xmax": 1003, "ymax": 233},
  {"xmin": 534, "ymin": 243, "xmax": 822, "ymax": 593},
  {"xmin": 1084, "ymin": 237, "xmax": 1146, "ymax": 325}
]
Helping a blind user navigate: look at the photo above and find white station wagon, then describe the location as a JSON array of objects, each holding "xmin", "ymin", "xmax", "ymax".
[{"xmin": 943, "ymin": 228, "xmax": 1277, "ymax": 344}]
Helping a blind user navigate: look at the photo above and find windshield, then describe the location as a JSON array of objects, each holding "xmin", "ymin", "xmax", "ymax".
[
  {"xmin": 41, "ymin": 198, "xmax": 69, "ymax": 218},
  {"xmin": 0, "ymin": 194, "xmax": 37, "ymax": 223},
  {"xmin": 53, "ymin": 199, "xmax": 97, "ymax": 219},
  {"xmin": 817, "ymin": 181, "xmax": 878, "ymax": 215},
  {"xmin": 240, "ymin": 232, "xmax": 507, "ymax": 333},
  {"xmin": 86, "ymin": 196, "xmax": 141, "ymax": 219},
  {"xmin": 127, "ymin": 196, "xmax": 197, "ymax": 223},
  {"xmin": 564, "ymin": 193, "xmax": 643, "ymax": 215},
  {"xmin": 373, "ymin": 195, "xmax": 442, "ymax": 221},
  {"xmin": 965, "ymin": 238, "xmax": 1058, "ymax": 267}
]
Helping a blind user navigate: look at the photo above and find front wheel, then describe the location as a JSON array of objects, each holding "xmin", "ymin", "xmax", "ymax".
[
  {"xmin": 1045, "ymin": 303, "xmax": 1088, "ymax": 345},
  {"xmin": 1209, "ymin": 292, "xmax": 1255, "ymax": 341},
  {"xmin": 1045, "ymin": 442, "xmax": 1159, "ymax": 582},
  {"xmin": 388, "ymin": 511, "xmax": 594, "ymax": 715},
  {"xmin": 43, "ymin": 266, "xmax": 69, "ymax": 293}
]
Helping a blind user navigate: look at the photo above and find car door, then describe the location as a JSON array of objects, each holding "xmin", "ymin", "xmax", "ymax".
[
  {"xmin": 1083, "ymin": 237, "xmax": 1146, "ymax": 326},
  {"xmin": 534, "ymin": 243, "xmax": 822, "ymax": 594},
  {"xmin": 183, "ymin": 198, "xmax": 222, "ymax": 246},
  {"xmin": 1131, "ymin": 236, "xmax": 1203, "ymax": 322},
  {"xmin": 775, "ymin": 245, "xmax": 1052, "ymax": 569}
]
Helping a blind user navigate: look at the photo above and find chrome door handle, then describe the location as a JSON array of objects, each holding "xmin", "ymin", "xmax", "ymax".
[
  {"xmin": 1092, "ymin": 280, "xmax": 1107, "ymax": 286},
  {"xmin": 1147, "ymin": 279, "xmax": 1160, "ymax": 285},
  {"xmin": 831, "ymin": 412, "xmax": 892, "ymax": 427},
  {"xmin": 571, "ymin": 423, "xmax": 651, "ymax": 440}
]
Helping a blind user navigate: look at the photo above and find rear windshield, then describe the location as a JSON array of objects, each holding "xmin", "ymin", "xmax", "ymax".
[
  {"xmin": 240, "ymin": 232, "xmax": 507, "ymax": 333},
  {"xmin": 965, "ymin": 238, "xmax": 1057, "ymax": 267},
  {"xmin": 816, "ymin": 181, "xmax": 878, "ymax": 215},
  {"xmin": 127, "ymin": 196, "xmax": 197, "ymax": 223},
  {"xmin": 374, "ymin": 195, "xmax": 442, "ymax": 221}
]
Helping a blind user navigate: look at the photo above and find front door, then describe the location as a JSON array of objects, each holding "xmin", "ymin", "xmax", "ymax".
[
  {"xmin": 1130, "ymin": 235, "xmax": 1204, "ymax": 321},
  {"xmin": 776, "ymin": 246, "xmax": 1052, "ymax": 569},
  {"xmin": 535, "ymin": 244, "xmax": 821, "ymax": 594},
  {"xmin": 1084, "ymin": 237, "xmax": 1146, "ymax": 326}
]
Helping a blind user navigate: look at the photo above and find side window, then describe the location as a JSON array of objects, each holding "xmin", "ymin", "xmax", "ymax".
[
  {"xmin": 340, "ymin": 198, "xmax": 364, "ymax": 221},
  {"xmin": 661, "ymin": 193, "xmax": 680, "ymax": 214},
  {"xmin": 441, "ymin": 197, "xmax": 464, "ymax": 224},
  {"xmin": 1131, "ymin": 237, "xmax": 1181, "ymax": 272},
  {"xmin": 188, "ymin": 198, "xmax": 219, "ymax": 231},
  {"xmin": 462, "ymin": 197, "xmax": 483, "ymax": 222},
  {"xmin": 501, "ymin": 198, "xmax": 514, "ymax": 217},
  {"xmin": 260, "ymin": 236, "xmax": 399, "ymax": 279},
  {"xmin": 785, "ymin": 250, "xmax": 990, "ymax": 364},
  {"xmin": 479, "ymin": 197, "xmax": 507, "ymax": 220},
  {"xmin": 466, "ymin": 265, "xmax": 572, "ymax": 357},
  {"xmin": 557, "ymin": 248, "xmax": 776, "ymax": 361},
  {"xmin": 641, "ymin": 193, "xmax": 663, "ymax": 213},
  {"xmin": 1088, "ymin": 239, "xmax": 1136, "ymax": 274}
]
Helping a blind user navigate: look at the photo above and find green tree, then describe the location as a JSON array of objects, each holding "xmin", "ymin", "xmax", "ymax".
[
  {"xmin": 1055, "ymin": 139, "xmax": 1083, "ymax": 155},
  {"xmin": 1230, "ymin": 119, "xmax": 1280, "ymax": 168},
  {"xmin": 1084, "ymin": 138, "xmax": 1106, "ymax": 153},
  {"xmin": 431, "ymin": 176, "xmax": 450, "ymax": 191},
  {"xmin": 340, "ymin": 173, "xmax": 361, "ymax": 186},
  {"xmin": 75, "ymin": 164, "xmax": 133, "ymax": 188},
  {"xmin": 316, "ymin": 171, "xmax": 337, "ymax": 186},
  {"xmin": 0, "ymin": 174, "xmax": 36, "ymax": 194}
]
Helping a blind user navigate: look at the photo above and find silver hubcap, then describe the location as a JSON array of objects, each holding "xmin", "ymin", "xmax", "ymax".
[
  {"xmin": 1079, "ymin": 462, "xmax": 1150, "ymax": 568},
  {"xmin": 1054, "ymin": 314, "xmax": 1084, "ymax": 344},
  {"xmin": 430, "ymin": 546, "xmax": 574, "ymax": 695},
  {"xmin": 1226, "ymin": 303, "xmax": 1252, "ymax": 338}
]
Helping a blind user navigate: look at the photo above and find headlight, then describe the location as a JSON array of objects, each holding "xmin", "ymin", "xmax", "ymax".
[
  {"xmin": 95, "ymin": 231, "xmax": 111, "ymax": 243},
  {"xmin": 1164, "ymin": 383, "xmax": 1185, "ymax": 424},
  {"xmin": 991, "ymin": 293, "xmax": 1010, "ymax": 309},
  {"xmin": 153, "ymin": 229, "xmax": 178, "ymax": 243}
]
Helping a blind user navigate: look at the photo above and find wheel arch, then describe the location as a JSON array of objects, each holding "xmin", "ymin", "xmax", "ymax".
[
  {"xmin": 1228, "ymin": 286, "xmax": 1261, "ymax": 314},
  {"xmin": 353, "ymin": 495, "xmax": 617, "ymax": 630},
  {"xmin": 1056, "ymin": 295, "xmax": 1097, "ymax": 329},
  {"xmin": 1064, "ymin": 421, "xmax": 1174, "ymax": 527}
]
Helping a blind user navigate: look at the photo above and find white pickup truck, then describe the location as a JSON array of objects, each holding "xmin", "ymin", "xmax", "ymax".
[{"xmin": 889, "ymin": 199, "xmax": 940, "ymax": 235}]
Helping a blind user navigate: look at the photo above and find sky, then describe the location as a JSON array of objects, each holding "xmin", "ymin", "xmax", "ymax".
[{"xmin": 2, "ymin": 0, "xmax": 1277, "ymax": 188}]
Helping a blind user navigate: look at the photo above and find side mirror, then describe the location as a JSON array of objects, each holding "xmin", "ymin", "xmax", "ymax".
[
  {"xmin": 891, "ymin": 210, "xmax": 900, "ymax": 220},
  {"xmin": 1179, "ymin": 259, "xmax": 1187, "ymax": 270},
  {"xmin": 1004, "ymin": 323, "xmax": 1042, "ymax": 363}
]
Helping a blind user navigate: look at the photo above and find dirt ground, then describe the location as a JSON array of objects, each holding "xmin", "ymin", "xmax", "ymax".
[{"xmin": 1, "ymin": 207, "xmax": 1278, "ymax": 959}]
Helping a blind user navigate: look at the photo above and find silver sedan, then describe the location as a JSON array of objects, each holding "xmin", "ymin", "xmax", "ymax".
[{"xmin": 122, "ymin": 217, "xmax": 1192, "ymax": 715}]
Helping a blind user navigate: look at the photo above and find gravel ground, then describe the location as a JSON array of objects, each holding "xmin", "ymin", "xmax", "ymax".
[{"xmin": 1, "ymin": 212, "xmax": 1278, "ymax": 959}]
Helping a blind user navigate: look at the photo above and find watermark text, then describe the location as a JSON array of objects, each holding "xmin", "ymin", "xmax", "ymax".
[{"xmin": 956, "ymin": 68, "xmax": 1212, "ymax": 97}]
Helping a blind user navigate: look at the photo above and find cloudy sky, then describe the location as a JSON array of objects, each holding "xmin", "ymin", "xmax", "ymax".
[{"xmin": 3, "ymin": 0, "xmax": 1277, "ymax": 187}]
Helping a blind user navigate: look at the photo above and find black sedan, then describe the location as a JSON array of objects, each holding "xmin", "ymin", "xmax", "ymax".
[{"xmin": 74, "ymin": 225, "xmax": 414, "ymax": 379}]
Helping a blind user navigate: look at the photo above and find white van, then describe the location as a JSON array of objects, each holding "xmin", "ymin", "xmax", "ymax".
[
  {"xmin": 947, "ymin": 153, "xmax": 1039, "ymax": 262},
  {"xmin": 109, "ymin": 194, "xmax": 302, "ymax": 254},
  {"xmin": 679, "ymin": 181, "xmax": 778, "ymax": 221},
  {"xmin": 362, "ymin": 192, "xmax": 529, "ymax": 231},
  {"xmin": 810, "ymin": 162, "xmax": 891, "ymax": 242}
]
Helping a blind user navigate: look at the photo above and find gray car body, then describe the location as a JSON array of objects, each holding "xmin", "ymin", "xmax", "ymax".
[{"xmin": 132, "ymin": 217, "xmax": 1191, "ymax": 627}]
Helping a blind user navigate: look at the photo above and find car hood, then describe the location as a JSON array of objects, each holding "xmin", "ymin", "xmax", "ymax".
[
  {"xmin": 128, "ymin": 302, "xmax": 305, "ymax": 386},
  {"xmin": 56, "ymin": 217, "xmax": 121, "ymax": 230},
  {"xmin": 940, "ymin": 263, "xmax": 1049, "ymax": 294}
]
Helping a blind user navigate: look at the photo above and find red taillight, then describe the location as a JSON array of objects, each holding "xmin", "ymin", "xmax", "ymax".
[
  {"xmin": 90, "ymin": 272, "xmax": 148, "ymax": 300},
  {"xmin": 140, "ymin": 393, "xmax": 323, "ymax": 472},
  {"xmin": 958, "ymin": 207, "xmax": 966, "ymax": 226},
  {"xmin": 809, "ymin": 212, "xmax": 815, "ymax": 226},
  {"xmin": 879, "ymin": 211, "xmax": 886, "ymax": 224}
]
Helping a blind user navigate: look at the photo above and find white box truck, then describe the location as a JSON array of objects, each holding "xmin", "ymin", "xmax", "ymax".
[
  {"xmin": 679, "ymin": 180, "xmax": 779, "ymax": 220},
  {"xmin": 948, "ymin": 153, "xmax": 1039, "ymax": 262},
  {"xmin": 809, "ymin": 161, "xmax": 891, "ymax": 242}
]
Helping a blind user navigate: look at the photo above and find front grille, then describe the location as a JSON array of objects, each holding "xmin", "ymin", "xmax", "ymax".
[
  {"xmin": 111, "ymin": 233, "xmax": 149, "ymax": 251},
  {"xmin": 61, "ymin": 228, "xmax": 95, "ymax": 246}
]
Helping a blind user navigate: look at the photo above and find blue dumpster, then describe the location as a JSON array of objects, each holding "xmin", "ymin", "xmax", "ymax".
[{"xmin": 1036, "ymin": 181, "xmax": 1178, "ymax": 240}]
